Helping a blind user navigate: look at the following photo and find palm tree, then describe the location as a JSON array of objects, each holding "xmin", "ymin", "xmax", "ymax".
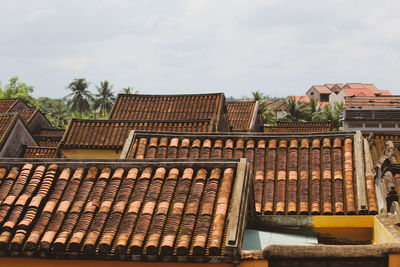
[
  {"xmin": 67, "ymin": 78, "xmax": 92, "ymax": 118},
  {"xmin": 281, "ymin": 97, "xmax": 307, "ymax": 122},
  {"xmin": 305, "ymin": 98, "xmax": 323, "ymax": 122},
  {"xmin": 121, "ymin": 86, "xmax": 138, "ymax": 94},
  {"xmin": 49, "ymin": 101, "xmax": 70, "ymax": 128},
  {"xmin": 320, "ymin": 102, "xmax": 344, "ymax": 130},
  {"xmin": 94, "ymin": 80, "xmax": 115, "ymax": 117}
]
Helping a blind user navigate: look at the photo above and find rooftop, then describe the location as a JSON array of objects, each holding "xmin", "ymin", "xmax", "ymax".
[
  {"xmin": 226, "ymin": 101, "xmax": 258, "ymax": 131},
  {"xmin": 0, "ymin": 159, "xmax": 250, "ymax": 262},
  {"xmin": 123, "ymin": 131, "xmax": 377, "ymax": 216},
  {"xmin": 109, "ymin": 93, "xmax": 225, "ymax": 121},
  {"xmin": 60, "ymin": 118, "xmax": 216, "ymax": 150},
  {"xmin": 345, "ymin": 96, "xmax": 400, "ymax": 109}
]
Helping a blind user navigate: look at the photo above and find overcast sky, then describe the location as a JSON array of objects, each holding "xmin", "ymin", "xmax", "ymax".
[{"xmin": 1, "ymin": 0, "xmax": 400, "ymax": 99}]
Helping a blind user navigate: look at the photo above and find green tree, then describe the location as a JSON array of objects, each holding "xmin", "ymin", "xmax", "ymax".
[
  {"xmin": 305, "ymin": 98, "xmax": 323, "ymax": 122},
  {"xmin": 48, "ymin": 100, "xmax": 70, "ymax": 128},
  {"xmin": 320, "ymin": 102, "xmax": 344, "ymax": 130},
  {"xmin": 66, "ymin": 78, "xmax": 92, "ymax": 118},
  {"xmin": 94, "ymin": 80, "xmax": 115, "ymax": 117},
  {"xmin": 121, "ymin": 86, "xmax": 138, "ymax": 94},
  {"xmin": 0, "ymin": 76, "xmax": 38, "ymax": 108},
  {"xmin": 281, "ymin": 96, "xmax": 308, "ymax": 122}
]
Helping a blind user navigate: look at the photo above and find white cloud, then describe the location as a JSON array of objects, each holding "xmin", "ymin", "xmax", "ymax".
[{"xmin": 1, "ymin": 0, "xmax": 400, "ymax": 98}]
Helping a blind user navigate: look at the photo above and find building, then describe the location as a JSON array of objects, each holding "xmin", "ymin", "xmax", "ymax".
[
  {"xmin": 343, "ymin": 96, "xmax": 400, "ymax": 132},
  {"xmin": 0, "ymin": 158, "xmax": 251, "ymax": 266},
  {"xmin": 264, "ymin": 122, "xmax": 332, "ymax": 133},
  {"xmin": 109, "ymin": 93, "xmax": 230, "ymax": 132},
  {"xmin": 0, "ymin": 114, "xmax": 37, "ymax": 157},
  {"xmin": 226, "ymin": 101, "xmax": 263, "ymax": 132},
  {"xmin": 306, "ymin": 85, "xmax": 332, "ymax": 102}
]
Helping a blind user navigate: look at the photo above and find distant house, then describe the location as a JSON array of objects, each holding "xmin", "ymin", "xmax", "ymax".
[
  {"xmin": 330, "ymin": 88, "xmax": 375, "ymax": 103},
  {"xmin": 343, "ymin": 96, "xmax": 400, "ymax": 132},
  {"xmin": 308, "ymin": 83, "xmax": 391, "ymax": 104},
  {"xmin": 0, "ymin": 113, "xmax": 37, "ymax": 157},
  {"xmin": 226, "ymin": 101, "xmax": 263, "ymax": 132},
  {"xmin": 266, "ymin": 96, "xmax": 311, "ymax": 120},
  {"xmin": 306, "ymin": 85, "xmax": 331, "ymax": 102}
]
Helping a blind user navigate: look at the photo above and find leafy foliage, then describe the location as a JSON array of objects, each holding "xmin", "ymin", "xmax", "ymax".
[
  {"xmin": 94, "ymin": 80, "xmax": 115, "ymax": 117},
  {"xmin": 121, "ymin": 86, "xmax": 138, "ymax": 95},
  {"xmin": 66, "ymin": 78, "xmax": 92, "ymax": 118},
  {"xmin": 281, "ymin": 96, "xmax": 308, "ymax": 122},
  {"xmin": 0, "ymin": 76, "xmax": 38, "ymax": 108}
]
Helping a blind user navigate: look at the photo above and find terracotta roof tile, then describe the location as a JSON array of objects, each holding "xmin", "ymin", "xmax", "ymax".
[
  {"xmin": 60, "ymin": 119, "xmax": 215, "ymax": 150},
  {"xmin": 311, "ymin": 85, "xmax": 331, "ymax": 94},
  {"xmin": 0, "ymin": 99, "xmax": 20, "ymax": 113},
  {"xmin": 0, "ymin": 159, "xmax": 248, "ymax": 262},
  {"xmin": 344, "ymin": 96, "xmax": 400, "ymax": 109},
  {"xmin": 33, "ymin": 129, "xmax": 64, "ymax": 147},
  {"xmin": 109, "ymin": 93, "xmax": 225, "ymax": 121},
  {"xmin": 344, "ymin": 83, "xmax": 381, "ymax": 95},
  {"xmin": 35, "ymin": 129, "xmax": 65, "ymax": 138},
  {"xmin": 342, "ymin": 88, "xmax": 375, "ymax": 97},
  {"xmin": 125, "ymin": 131, "xmax": 376, "ymax": 215},
  {"xmin": 264, "ymin": 122, "xmax": 332, "ymax": 133},
  {"xmin": 227, "ymin": 101, "xmax": 257, "ymax": 131},
  {"xmin": 22, "ymin": 147, "xmax": 59, "ymax": 158},
  {"xmin": 12, "ymin": 109, "xmax": 37, "ymax": 124}
]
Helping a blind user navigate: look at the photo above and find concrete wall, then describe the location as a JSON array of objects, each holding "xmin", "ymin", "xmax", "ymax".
[
  {"xmin": 0, "ymin": 119, "xmax": 37, "ymax": 157},
  {"xmin": 329, "ymin": 91, "xmax": 345, "ymax": 103},
  {"xmin": 344, "ymin": 120, "xmax": 400, "ymax": 132},
  {"xmin": 306, "ymin": 88, "xmax": 321, "ymax": 100},
  {"xmin": 28, "ymin": 112, "xmax": 52, "ymax": 133}
]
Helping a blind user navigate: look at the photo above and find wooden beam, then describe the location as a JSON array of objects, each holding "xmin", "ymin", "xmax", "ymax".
[
  {"xmin": 119, "ymin": 130, "xmax": 135, "ymax": 159},
  {"xmin": 225, "ymin": 158, "xmax": 251, "ymax": 259},
  {"xmin": 354, "ymin": 131, "xmax": 368, "ymax": 213}
]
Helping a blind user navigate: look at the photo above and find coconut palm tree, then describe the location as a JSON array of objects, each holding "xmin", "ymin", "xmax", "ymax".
[
  {"xmin": 94, "ymin": 80, "xmax": 115, "ymax": 117},
  {"xmin": 66, "ymin": 78, "xmax": 92, "ymax": 118},
  {"xmin": 305, "ymin": 98, "xmax": 323, "ymax": 122},
  {"xmin": 121, "ymin": 86, "xmax": 138, "ymax": 94},
  {"xmin": 320, "ymin": 102, "xmax": 344, "ymax": 130},
  {"xmin": 281, "ymin": 96, "xmax": 308, "ymax": 122}
]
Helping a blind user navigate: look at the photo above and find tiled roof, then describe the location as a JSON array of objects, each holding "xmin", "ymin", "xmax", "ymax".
[
  {"xmin": 381, "ymin": 90, "xmax": 392, "ymax": 96},
  {"xmin": 342, "ymin": 88, "xmax": 375, "ymax": 97},
  {"xmin": 0, "ymin": 114, "xmax": 18, "ymax": 149},
  {"xmin": 36, "ymin": 140, "xmax": 60, "ymax": 147},
  {"xmin": 311, "ymin": 86, "xmax": 331, "ymax": 94},
  {"xmin": 325, "ymin": 83, "xmax": 344, "ymax": 90},
  {"xmin": 123, "ymin": 131, "xmax": 377, "ymax": 215},
  {"xmin": 0, "ymin": 159, "xmax": 250, "ymax": 262},
  {"xmin": 35, "ymin": 129, "xmax": 65, "ymax": 138},
  {"xmin": 344, "ymin": 83, "xmax": 381, "ymax": 95},
  {"xmin": 60, "ymin": 119, "xmax": 215, "ymax": 150},
  {"xmin": 344, "ymin": 96, "xmax": 400, "ymax": 109},
  {"xmin": 12, "ymin": 109, "xmax": 37, "ymax": 124},
  {"xmin": 0, "ymin": 99, "xmax": 20, "ymax": 113},
  {"xmin": 290, "ymin": 96, "xmax": 310, "ymax": 103},
  {"xmin": 109, "ymin": 93, "xmax": 225, "ymax": 121},
  {"xmin": 264, "ymin": 122, "xmax": 332, "ymax": 133},
  {"xmin": 227, "ymin": 101, "xmax": 257, "ymax": 131},
  {"xmin": 22, "ymin": 147, "xmax": 59, "ymax": 158},
  {"xmin": 33, "ymin": 129, "xmax": 64, "ymax": 148}
]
